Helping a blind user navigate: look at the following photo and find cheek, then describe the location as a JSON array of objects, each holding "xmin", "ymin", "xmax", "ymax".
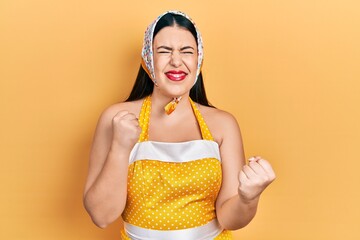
[
  {"xmin": 153, "ymin": 56, "xmax": 168, "ymax": 71},
  {"xmin": 183, "ymin": 57, "xmax": 198, "ymax": 72}
]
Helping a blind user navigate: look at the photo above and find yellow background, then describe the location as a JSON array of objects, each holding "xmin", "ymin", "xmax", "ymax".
[{"xmin": 1, "ymin": 0, "xmax": 359, "ymax": 239}]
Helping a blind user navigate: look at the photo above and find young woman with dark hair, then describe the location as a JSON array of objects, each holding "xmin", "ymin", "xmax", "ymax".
[
  {"xmin": 83, "ymin": 11, "xmax": 275, "ymax": 240},
  {"xmin": 126, "ymin": 13, "xmax": 210, "ymax": 106}
]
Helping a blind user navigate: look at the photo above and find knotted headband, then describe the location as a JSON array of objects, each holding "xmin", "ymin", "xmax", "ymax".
[{"xmin": 141, "ymin": 10, "xmax": 204, "ymax": 85}]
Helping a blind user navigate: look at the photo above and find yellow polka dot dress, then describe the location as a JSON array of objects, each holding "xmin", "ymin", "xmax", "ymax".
[{"xmin": 120, "ymin": 96, "xmax": 232, "ymax": 240}]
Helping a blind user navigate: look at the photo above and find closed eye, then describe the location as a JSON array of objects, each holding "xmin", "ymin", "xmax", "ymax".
[
  {"xmin": 180, "ymin": 46, "xmax": 195, "ymax": 54},
  {"xmin": 181, "ymin": 51, "xmax": 194, "ymax": 54},
  {"xmin": 157, "ymin": 46, "xmax": 172, "ymax": 54}
]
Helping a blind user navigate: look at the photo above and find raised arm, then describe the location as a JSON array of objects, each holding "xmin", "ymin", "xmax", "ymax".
[
  {"xmin": 215, "ymin": 112, "xmax": 275, "ymax": 230},
  {"xmin": 83, "ymin": 105, "xmax": 140, "ymax": 228}
]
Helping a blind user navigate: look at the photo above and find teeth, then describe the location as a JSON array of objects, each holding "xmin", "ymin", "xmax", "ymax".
[
  {"xmin": 172, "ymin": 74, "xmax": 183, "ymax": 77},
  {"xmin": 168, "ymin": 73, "xmax": 185, "ymax": 76}
]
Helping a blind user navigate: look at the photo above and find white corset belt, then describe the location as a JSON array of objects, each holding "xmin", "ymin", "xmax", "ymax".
[
  {"xmin": 124, "ymin": 219, "xmax": 223, "ymax": 240},
  {"xmin": 129, "ymin": 140, "xmax": 221, "ymax": 164}
]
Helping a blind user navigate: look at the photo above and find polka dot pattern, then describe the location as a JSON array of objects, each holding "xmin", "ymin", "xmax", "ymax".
[
  {"xmin": 120, "ymin": 96, "xmax": 232, "ymax": 239},
  {"xmin": 215, "ymin": 230, "xmax": 233, "ymax": 239},
  {"xmin": 123, "ymin": 158, "xmax": 222, "ymax": 229}
]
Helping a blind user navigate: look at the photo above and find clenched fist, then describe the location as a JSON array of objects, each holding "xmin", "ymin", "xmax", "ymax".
[
  {"xmin": 111, "ymin": 111, "xmax": 141, "ymax": 150},
  {"xmin": 238, "ymin": 156, "xmax": 276, "ymax": 203}
]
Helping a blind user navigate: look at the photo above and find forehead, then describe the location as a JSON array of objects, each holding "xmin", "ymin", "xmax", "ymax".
[{"xmin": 153, "ymin": 26, "xmax": 197, "ymax": 46}]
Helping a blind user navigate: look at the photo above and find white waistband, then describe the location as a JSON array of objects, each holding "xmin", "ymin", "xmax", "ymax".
[
  {"xmin": 124, "ymin": 219, "xmax": 223, "ymax": 240},
  {"xmin": 129, "ymin": 140, "xmax": 221, "ymax": 164}
]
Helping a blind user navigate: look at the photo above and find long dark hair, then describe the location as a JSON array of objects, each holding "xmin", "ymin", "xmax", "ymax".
[{"xmin": 126, "ymin": 13, "xmax": 213, "ymax": 107}]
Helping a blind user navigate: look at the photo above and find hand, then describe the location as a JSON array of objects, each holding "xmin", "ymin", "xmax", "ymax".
[
  {"xmin": 238, "ymin": 156, "xmax": 276, "ymax": 203},
  {"xmin": 111, "ymin": 111, "xmax": 141, "ymax": 150}
]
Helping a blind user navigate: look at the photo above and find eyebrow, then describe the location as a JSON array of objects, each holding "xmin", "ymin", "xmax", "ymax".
[
  {"xmin": 156, "ymin": 46, "xmax": 195, "ymax": 51},
  {"xmin": 180, "ymin": 46, "xmax": 195, "ymax": 51}
]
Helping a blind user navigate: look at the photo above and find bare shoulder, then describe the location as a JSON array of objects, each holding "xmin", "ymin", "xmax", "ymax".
[{"xmin": 197, "ymin": 105, "xmax": 241, "ymax": 146}]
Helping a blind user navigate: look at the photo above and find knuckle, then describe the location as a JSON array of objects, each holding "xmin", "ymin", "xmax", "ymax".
[
  {"xmin": 255, "ymin": 179, "xmax": 264, "ymax": 187},
  {"xmin": 116, "ymin": 119, "xmax": 126, "ymax": 126},
  {"xmin": 254, "ymin": 176, "xmax": 270, "ymax": 186},
  {"xmin": 249, "ymin": 178, "xmax": 261, "ymax": 187},
  {"xmin": 269, "ymin": 174, "xmax": 276, "ymax": 181},
  {"xmin": 112, "ymin": 115, "xmax": 121, "ymax": 122},
  {"xmin": 263, "ymin": 176, "xmax": 273, "ymax": 184}
]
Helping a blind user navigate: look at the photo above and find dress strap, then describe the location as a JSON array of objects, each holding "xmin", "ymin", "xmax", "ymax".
[
  {"xmin": 137, "ymin": 96, "xmax": 214, "ymax": 142},
  {"xmin": 138, "ymin": 96, "xmax": 151, "ymax": 142},
  {"xmin": 189, "ymin": 98, "xmax": 214, "ymax": 141}
]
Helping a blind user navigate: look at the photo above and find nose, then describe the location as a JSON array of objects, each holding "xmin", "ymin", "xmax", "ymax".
[{"xmin": 170, "ymin": 52, "xmax": 182, "ymax": 67}]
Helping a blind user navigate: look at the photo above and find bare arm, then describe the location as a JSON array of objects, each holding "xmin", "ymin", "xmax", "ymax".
[
  {"xmin": 83, "ymin": 105, "xmax": 140, "ymax": 228},
  {"xmin": 215, "ymin": 112, "xmax": 275, "ymax": 230}
]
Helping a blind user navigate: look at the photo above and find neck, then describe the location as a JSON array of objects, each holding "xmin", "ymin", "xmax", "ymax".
[{"xmin": 150, "ymin": 92, "xmax": 191, "ymax": 117}]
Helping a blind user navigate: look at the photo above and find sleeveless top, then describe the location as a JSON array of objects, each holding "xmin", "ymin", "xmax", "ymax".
[{"xmin": 120, "ymin": 96, "xmax": 232, "ymax": 240}]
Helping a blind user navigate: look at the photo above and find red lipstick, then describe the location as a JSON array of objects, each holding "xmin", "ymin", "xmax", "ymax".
[{"xmin": 165, "ymin": 70, "xmax": 188, "ymax": 81}]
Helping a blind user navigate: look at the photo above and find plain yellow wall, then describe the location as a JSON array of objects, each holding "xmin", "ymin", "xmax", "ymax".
[{"xmin": 1, "ymin": 0, "xmax": 359, "ymax": 239}]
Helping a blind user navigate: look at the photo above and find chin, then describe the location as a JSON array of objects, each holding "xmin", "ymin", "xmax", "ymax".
[
  {"xmin": 160, "ymin": 86, "xmax": 191, "ymax": 98},
  {"xmin": 163, "ymin": 90, "xmax": 188, "ymax": 99}
]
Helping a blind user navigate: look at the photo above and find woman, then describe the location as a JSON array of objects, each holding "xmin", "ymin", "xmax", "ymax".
[{"xmin": 83, "ymin": 10, "xmax": 275, "ymax": 240}]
